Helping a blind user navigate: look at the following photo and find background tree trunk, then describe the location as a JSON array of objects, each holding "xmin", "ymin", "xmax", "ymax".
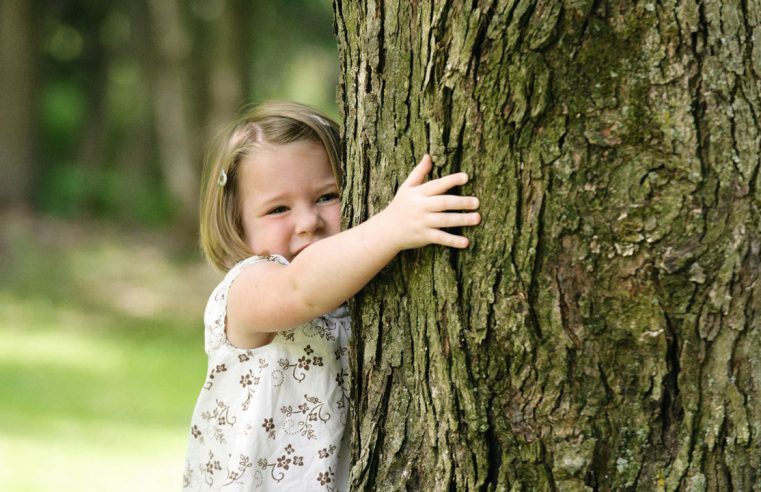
[
  {"xmin": 146, "ymin": 0, "xmax": 197, "ymax": 228},
  {"xmin": 194, "ymin": 0, "xmax": 252, "ymax": 146},
  {"xmin": 0, "ymin": 0, "xmax": 38, "ymax": 208},
  {"xmin": 335, "ymin": 1, "xmax": 760, "ymax": 490}
]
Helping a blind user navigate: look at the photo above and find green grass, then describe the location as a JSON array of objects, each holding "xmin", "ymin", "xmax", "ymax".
[{"xmin": 0, "ymin": 214, "xmax": 217, "ymax": 491}]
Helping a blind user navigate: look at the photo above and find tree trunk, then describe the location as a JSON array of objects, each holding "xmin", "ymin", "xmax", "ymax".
[
  {"xmin": 0, "ymin": 0, "xmax": 38, "ymax": 208},
  {"xmin": 196, "ymin": 0, "xmax": 251, "ymax": 145},
  {"xmin": 146, "ymin": 0, "xmax": 198, "ymax": 227},
  {"xmin": 335, "ymin": 1, "xmax": 761, "ymax": 490}
]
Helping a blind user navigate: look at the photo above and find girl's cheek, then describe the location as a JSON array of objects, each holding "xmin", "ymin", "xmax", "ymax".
[{"xmin": 329, "ymin": 206, "xmax": 342, "ymax": 232}]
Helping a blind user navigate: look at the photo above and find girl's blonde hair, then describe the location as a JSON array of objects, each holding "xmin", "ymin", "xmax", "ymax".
[{"xmin": 199, "ymin": 101, "xmax": 341, "ymax": 272}]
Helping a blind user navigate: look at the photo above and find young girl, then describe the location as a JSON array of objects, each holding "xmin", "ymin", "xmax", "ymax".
[{"xmin": 183, "ymin": 101, "xmax": 480, "ymax": 490}]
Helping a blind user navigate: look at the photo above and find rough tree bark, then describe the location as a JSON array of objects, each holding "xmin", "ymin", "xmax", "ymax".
[{"xmin": 335, "ymin": 1, "xmax": 760, "ymax": 490}]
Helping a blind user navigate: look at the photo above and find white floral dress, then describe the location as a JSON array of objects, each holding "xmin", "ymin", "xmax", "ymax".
[{"xmin": 183, "ymin": 255, "xmax": 351, "ymax": 491}]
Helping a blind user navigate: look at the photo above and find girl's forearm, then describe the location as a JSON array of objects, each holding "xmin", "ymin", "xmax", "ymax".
[
  {"xmin": 285, "ymin": 211, "xmax": 399, "ymax": 314},
  {"xmin": 284, "ymin": 159, "xmax": 478, "ymax": 317}
]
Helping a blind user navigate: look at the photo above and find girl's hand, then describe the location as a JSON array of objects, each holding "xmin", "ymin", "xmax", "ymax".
[{"xmin": 379, "ymin": 154, "xmax": 481, "ymax": 251}]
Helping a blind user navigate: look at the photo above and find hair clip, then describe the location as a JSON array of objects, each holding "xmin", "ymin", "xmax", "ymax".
[{"xmin": 218, "ymin": 169, "xmax": 228, "ymax": 187}]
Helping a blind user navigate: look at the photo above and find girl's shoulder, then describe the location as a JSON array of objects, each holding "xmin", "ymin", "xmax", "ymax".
[
  {"xmin": 217, "ymin": 254, "xmax": 289, "ymax": 296},
  {"xmin": 227, "ymin": 254, "xmax": 289, "ymax": 278},
  {"xmin": 204, "ymin": 254, "xmax": 351, "ymax": 353},
  {"xmin": 204, "ymin": 255, "xmax": 291, "ymax": 352}
]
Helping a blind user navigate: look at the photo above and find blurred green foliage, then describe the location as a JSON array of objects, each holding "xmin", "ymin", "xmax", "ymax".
[
  {"xmin": 0, "ymin": 213, "xmax": 219, "ymax": 489},
  {"xmin": 25, "ymin": 0, "xmax": 338, "ymax": 226},
  {"xmin": 0, "ymin": 5, "xmax": 340, "ymax": 486}
]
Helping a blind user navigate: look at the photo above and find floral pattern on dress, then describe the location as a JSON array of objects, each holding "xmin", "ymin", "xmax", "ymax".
[
  {"xmin": 281, "ymin": 394, "xmax": 332, "ymax": 440},
  {"xmin": 201, "ymin": 450, "xmax": 223, "ymax": 486},
  {"xmin": 183, "ymin": 255, "xmax": 350, "ymax": 491},
  {"xmin": 262, "ymin": 417, "xmax": 276, "ymax": 440},
  {"xmin": 335, "ymin": 368, "xmax": 350, "ymax": 419},
  {"xmin": 224, "ymin": 454, "xmax": 254, "ymax": 486},
  {"xmin": 301, "ymin": 315, "xmax": 339, "ymax": 342},
  {"xmin": 273, "ymin": 344, "xmax": 326, "ymax": 384},
  {"xmin": 316, "ymin": 467, "xmax": 336, "ymax": 491},
  {"xmin": 201, "ymin": 400, "xmax": 236, "ymax": 444},
  {"xmin": 254, "ymin": 443, "xmax": 306, "ymax": 484}
]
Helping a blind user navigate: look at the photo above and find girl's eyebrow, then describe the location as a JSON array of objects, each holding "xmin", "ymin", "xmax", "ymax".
[
  {"xmin": 254, "ymin": 192, "xmax": 288, "ymax": 209},
  {"xmin": 305, "ymin": 178, "xmax": 340, "ymax": 196},
  {"xmin": 254, "ymin": 180, "xmax": 338, "ymax": 209},
  {"xmin": 256, "ymin": 194, "xmax": 286, "ymax": 208},
  {"xmin": 316, "ymin": 180, "xmax": 339, "ymax": 192}
]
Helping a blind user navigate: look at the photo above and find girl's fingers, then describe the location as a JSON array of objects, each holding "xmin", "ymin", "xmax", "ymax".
[
  {"xmin": 428, "ymin": 212, "xmax": 481, "ymax": 229},
  {"xmin": 428, "ymin": 195, "xmax": 480, "ymax": 212},
  {"xmin": 400, "ymin": 154, "xmax": 472, "ymax": 198},
  {"xmin": 400, "ymin": 154, "xmax": 433, "ymax": 188},
  {"xmin": 419, "ymin": 171, "xmax": 469, "ymax": 196},
  {"xmin": 428, "ymin": 230, "xmax": 470, "ymax": 249}
]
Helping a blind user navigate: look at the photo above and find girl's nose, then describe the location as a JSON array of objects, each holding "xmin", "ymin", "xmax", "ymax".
[{"xmin": 295, "ymin": 207, "xmax": 323, "ymax": 234}]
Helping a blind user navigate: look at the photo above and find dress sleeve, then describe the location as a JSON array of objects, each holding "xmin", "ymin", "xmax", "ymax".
[{"xmin": 203, "ymin": 255, "xmax": 289, "ymax": 352}]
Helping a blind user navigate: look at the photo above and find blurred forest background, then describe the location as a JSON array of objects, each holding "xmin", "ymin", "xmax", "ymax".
[{"xmin": 0, "ymin": 0, "xmax": 337, "ymax": 489}]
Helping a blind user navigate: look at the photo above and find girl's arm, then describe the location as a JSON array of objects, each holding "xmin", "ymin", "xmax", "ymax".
[{"xmin": 226, "ymin": 155, "xmax": 480, "ymax": 348}]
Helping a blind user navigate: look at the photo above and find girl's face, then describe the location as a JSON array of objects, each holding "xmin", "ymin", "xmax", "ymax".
[{"xmin": 238, "ymin": 140, "xmax": 341, "ymax": 262}]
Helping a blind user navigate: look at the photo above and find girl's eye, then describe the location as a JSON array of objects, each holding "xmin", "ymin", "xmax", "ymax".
[
  {"xmin": 267, "ymin": 206, "xmax": 288, "ymax": 215},
  {"xmin": 317, "ymin": 193, "xmax": 339, "ymax": 203}
]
